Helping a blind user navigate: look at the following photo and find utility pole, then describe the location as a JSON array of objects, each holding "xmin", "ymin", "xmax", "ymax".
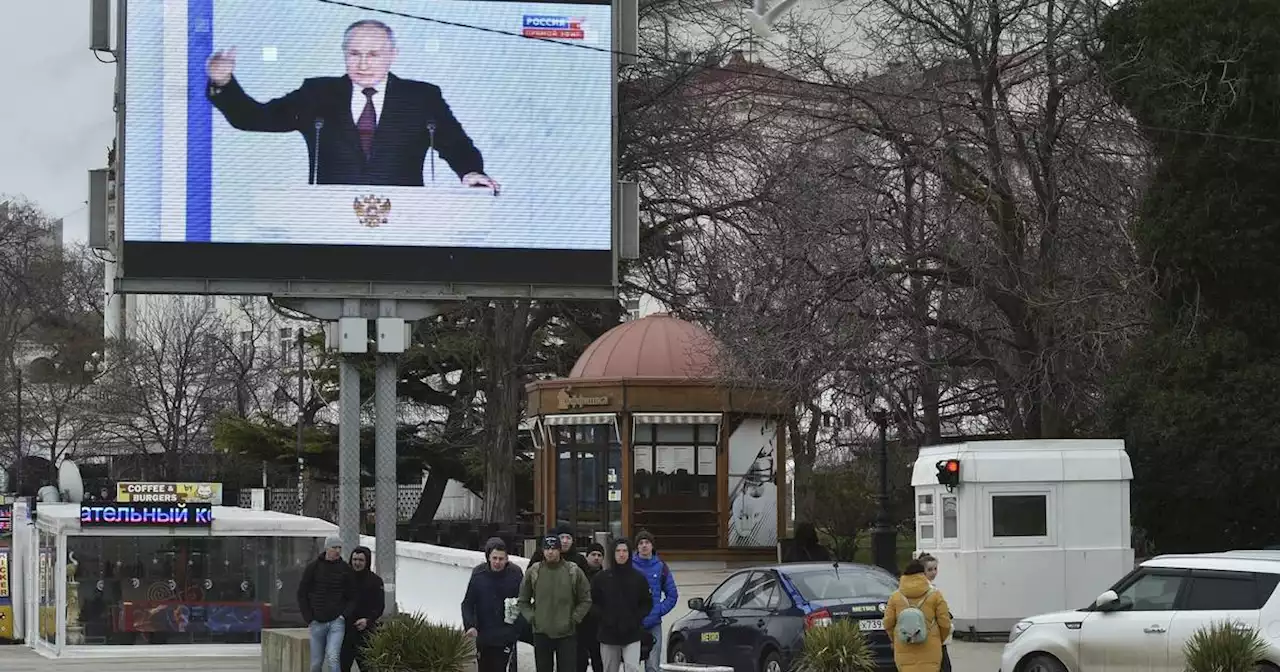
[
  {"xmin": 296, "ymin": 326, "xmax": 306, "ymax": 515},
  {"xmin": 870, "ymin": 408, "xmax": 897, "ymax": 575}
]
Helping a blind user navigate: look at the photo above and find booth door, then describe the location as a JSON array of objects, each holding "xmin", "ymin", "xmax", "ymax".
[
  {"xmin": 554, "ymin": 425, "xmax": 623, "ymax": 542},
  {"xmin": 631, "ymin": 423, "xmax": 719, "ymax": 550}
]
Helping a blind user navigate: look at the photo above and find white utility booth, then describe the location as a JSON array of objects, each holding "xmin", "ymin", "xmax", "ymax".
[
  {"xmin": 24, "ymin": 503, "xmax": 335, "ymax": 659},
  {"xmin": 911, "ymin": 440, "xmax": 1134, "ymax": 636}
]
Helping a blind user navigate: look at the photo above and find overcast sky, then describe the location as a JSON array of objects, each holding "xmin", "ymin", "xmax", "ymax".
[{"xmin": 1, "ymin": 2, "xmax": 116, "ymax": 244}]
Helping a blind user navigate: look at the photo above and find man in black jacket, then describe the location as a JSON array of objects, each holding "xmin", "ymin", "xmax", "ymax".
[
  {"xmin": 463, "ymin": 538, "xmax": 525, "ymax": 672},
  {"xmin": 577, "ymin": 543, "xmax": 606, "ymax": 672},
  {"xmin": 298, "ymin": 535, "xmax": 355, "ymax": 672},
  {"xmin": 340, "ymin": 546, "xmax": 384, "ymax": 672},
  {"xmin": 591, "ymin": 538, "xmax": 653, "ymax": 672}
]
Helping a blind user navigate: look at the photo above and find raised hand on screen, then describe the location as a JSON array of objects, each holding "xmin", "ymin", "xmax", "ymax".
[
  {"xmin": 206, "ymin": 47, "xmax": 238, "ymax": 86},
  {"xmin": 462, "ymin": 172, "xmax": 501, "ymax": 196}
]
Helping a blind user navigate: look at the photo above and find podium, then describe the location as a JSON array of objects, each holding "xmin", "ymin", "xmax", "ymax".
[{"xmin": 242, "ymin": 184, "xmax": 501, "ymax": 247}]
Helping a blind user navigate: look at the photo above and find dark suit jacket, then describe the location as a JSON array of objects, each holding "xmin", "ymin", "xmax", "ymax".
[{"xmin": 207, "ymin": 73, "xmax": 485, "ymax": 186}]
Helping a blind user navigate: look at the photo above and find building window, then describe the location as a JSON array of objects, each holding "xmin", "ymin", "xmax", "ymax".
[
  {"xmin": 633, "ymin": 423, "xmax": 718, "ymax": 500},
  {"xmin": 624, "ymin": 298, "xmax": 641, "ymax": 321},
  {"xmin": 941, "ymin": 496, "xmax": 958, "ymax": 539},
  {"xmin": 991, "ymin": 494, "xmax": 1048, "ymax": 537},
  {"xmin": 919, "ymin": 523, "xmax": 935, "ymax": 541}
]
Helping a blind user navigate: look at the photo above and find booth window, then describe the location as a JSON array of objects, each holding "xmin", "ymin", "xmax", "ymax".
[
  {"xmin": 941, "ymin": 496, "xmax": 958, "ymax": 540},
  {"xmin": 65, "ymin": 535, "xmax": 318, "ymax": 645},
  {"xmin": 991, "ymin": 494, "xmax": 1048, "ymax": 537},
  {"xmin": 917, "ymin": 494, "xmax": 935, "ymax": 542},
  {"xmin": 38, "ymin": 531, "xmax": 57, "ymax": 646}
]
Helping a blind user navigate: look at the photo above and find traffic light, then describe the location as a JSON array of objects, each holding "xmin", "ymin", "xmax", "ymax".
[{"xmin": 936, "ymin": 459, "xmax": 960, "ymax": 491}]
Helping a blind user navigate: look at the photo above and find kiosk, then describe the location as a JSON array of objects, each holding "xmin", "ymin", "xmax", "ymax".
[
  {"xmin": 911, "ymin": 440, "xmax": 1134, "ymax": 636},
  {"xmin": 24, "ymin": 502, "xmax": 335, "ymax": 658},
  {"xmin": 525, "ymin": 313, "xmax": 791, "ymax": 561}
]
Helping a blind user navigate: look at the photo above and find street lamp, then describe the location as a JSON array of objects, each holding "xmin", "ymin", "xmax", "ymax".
[{"xmin": 870, "ymin": 408, "xmax": 897, "ymax": 575}]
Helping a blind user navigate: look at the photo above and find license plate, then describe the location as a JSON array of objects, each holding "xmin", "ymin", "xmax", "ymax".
[
  {"xmin": 701, "ymin": 632, "xmax": 720, "ymax": 642},
  {"xmin": 856, "ymin": 619, "xmax": 884, "ymax": 631}
]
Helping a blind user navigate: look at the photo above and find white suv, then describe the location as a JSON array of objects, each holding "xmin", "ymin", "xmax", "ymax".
[{"xmin": 1001, "ymin": 551, "xmax": 1280, "ymax": 672}]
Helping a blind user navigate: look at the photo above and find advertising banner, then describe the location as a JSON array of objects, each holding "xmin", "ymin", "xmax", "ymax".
[
  {"xmin": 81, "ymin": 503, "xmax": 215, "ymax": 527},
  {"xmin": 121, "ymin": 0, "xmax": 614, "ymax": 288},
  {"xmin": 0, "ymin": 548, "xmax": 12, "ymax": 640},
  {"xmin": 116, "ymin": 482, "xmax": 224, "ymax": 504}
]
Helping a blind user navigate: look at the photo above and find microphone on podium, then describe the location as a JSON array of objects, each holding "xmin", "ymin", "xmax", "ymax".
[
  {"xmin": 425, "ymin": 119, "xmax": 437, "ymax": 184},
  {"xmin": 309, "ymin": 118, "xmax": 325, "ymax": 185}
]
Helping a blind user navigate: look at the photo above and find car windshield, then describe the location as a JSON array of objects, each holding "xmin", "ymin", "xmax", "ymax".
[{"xmin": 788, "ymin": 568, "xmax": 899, "ymax": 602}]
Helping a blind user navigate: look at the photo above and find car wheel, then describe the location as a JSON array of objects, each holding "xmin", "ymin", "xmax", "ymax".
[
  {"xmin": 1022, "ymin": 654, "xmax": 1067, "ymax": 672},
  {"xmin": 668, "ymin": 639, "xmax": 688, "ymax": 664},
  {"xmin": 760, "ymin": 650, "xmax": 783, "ymax": 672}
]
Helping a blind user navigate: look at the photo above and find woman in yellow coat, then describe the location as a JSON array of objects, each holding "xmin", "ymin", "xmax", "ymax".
[{"xmin": 883, "ymin": 560, "xmax": 953, "ymax": 672}]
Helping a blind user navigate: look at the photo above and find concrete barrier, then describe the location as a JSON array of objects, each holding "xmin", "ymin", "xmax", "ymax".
[
  {"xmin": 359, "ymin": 535, "xmax": 529, "ymax": 627},
  {"xmin": 262, "ymin": 628, "xmax": 310, "ymax": 672}
]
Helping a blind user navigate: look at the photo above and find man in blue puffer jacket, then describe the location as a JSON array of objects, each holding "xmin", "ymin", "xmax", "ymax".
[
  {"xmin": 631, "ymin": 530, "xmax": 678, "ymax": 672},
  {"xmin": 462, "ymin": 538, "xmax": 525, "ymax": 672}
]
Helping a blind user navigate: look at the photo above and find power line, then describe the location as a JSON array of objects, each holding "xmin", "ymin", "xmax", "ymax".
[{"xmin": 313, "ymin": 0, "xmax": 1280, "ymax": 146}]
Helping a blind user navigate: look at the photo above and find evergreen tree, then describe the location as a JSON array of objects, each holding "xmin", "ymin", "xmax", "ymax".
[{"xmin": 1103, "ymin": 0, "xmax": 1280, "ymax": 551}]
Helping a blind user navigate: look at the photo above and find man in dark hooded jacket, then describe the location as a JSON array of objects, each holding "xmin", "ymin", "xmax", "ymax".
[
  {"xmin": 339, "ymin": 546, "xmax": 384, "ymax": 672},
  {"xmin": 591, "ymin": 537, "xmax": 653, "ymax": 672},
  {"xmin": 463, "ymin": 538, "xmax": 525, "ymax": 672}
]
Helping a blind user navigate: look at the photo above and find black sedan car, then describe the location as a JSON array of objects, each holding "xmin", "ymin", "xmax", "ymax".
[{"xmin": 667, "ymin": 562, "xmax": 900, "ymax": 672}]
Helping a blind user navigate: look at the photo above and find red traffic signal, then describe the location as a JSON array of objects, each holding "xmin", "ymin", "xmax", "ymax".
[{"xmin": 936, "ymin": 459, "xmax": 960, "ymax": 489}]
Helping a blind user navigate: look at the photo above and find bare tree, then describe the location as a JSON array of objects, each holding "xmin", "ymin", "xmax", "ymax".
[
  {"xmin": 810, "ymin": 0, "xmax": 1153, "ymax": 438},
  {"xmin": 98, "ymin": 296, "xmax": 240, "ymax": 478},
  {"xmin": 0, "ymin": 200, "xmax": 105, "ymax": 469}
]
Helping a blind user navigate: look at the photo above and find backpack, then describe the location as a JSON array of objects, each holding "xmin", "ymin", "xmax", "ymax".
[{"xmin": 894, "ymin": 588, "xmax": 934, "ymax": 645}]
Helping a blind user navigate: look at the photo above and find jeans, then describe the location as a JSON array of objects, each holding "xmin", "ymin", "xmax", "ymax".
[
  {"xmin": 942, "ymin": 645, "xmax": 952, "ymax": 672},
  {"xmin": 644, "ymin": 626, "xmax": 662, "ymax": 672},
  {"xmin": 534, "ymin": 633, "xmax": 577, "ymax": 672},
  {"xmin": 600, "ymin": 641, "xmax": 642, "ymax": 672},
  {"xmin": 309, "ymin": 617, "xmax": 345, "ymax": 672}
]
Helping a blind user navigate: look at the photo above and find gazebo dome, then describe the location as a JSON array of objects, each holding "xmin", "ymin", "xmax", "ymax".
[{"xmin": 569, "ymin": 313, "xmax": 721, "ymax": 379}]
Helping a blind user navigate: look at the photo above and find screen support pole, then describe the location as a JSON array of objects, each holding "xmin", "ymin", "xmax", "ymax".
[
  {"xmin": 338, "ymin": 299, "xmax": 364, "ymax": 554},
  {"xmin": 285, "ymin": 296, "xmax": 455, "ymax": 618},
  {"xmin": 372, "ymin": 299, "xmax": 450, "ymax": 617}
]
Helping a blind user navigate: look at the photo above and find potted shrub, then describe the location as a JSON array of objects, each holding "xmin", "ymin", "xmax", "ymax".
[
  {"xmin": 794, "ymin": 620, "xmax": 877, "ymax": 672},
  {"xmin": 1182, "ymin": 621, "xmax": 1269, "ymax": 672},
  {"xmin": 361, "ymin": 612, "xmax": 476, "ymax": 672}
]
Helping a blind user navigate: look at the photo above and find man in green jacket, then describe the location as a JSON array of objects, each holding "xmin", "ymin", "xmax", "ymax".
[{"xmin": 518, "ymin": 535, "xmax": 592, "ymax": 672}]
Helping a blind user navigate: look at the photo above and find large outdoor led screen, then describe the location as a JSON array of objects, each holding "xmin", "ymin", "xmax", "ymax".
[{"xmin": 121, "ymin": 0, "xmax": 614, "ymax": 288}]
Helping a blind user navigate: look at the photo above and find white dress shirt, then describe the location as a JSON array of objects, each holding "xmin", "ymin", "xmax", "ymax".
[{"xmin": 350, "ymin": 83, "xmax": 386, "ymax": 127}]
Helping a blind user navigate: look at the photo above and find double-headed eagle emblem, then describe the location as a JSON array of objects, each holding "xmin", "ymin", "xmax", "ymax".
[{"xmin": 353, "ymin": 195, "xmax": 391, "ymax": 228}]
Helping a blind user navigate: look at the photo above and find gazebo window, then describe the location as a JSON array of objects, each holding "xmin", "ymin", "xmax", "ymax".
[{"xmin": 632, "ymin": 423, "xmax": 719, "ymax": 501}]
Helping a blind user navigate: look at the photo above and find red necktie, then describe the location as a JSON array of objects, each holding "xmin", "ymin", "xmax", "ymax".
[{"xmin": 357, "ymin": 87, "xmax": 377, "ymax": 157}]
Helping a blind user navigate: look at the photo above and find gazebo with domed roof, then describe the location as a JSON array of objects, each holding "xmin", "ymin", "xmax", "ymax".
[{"xmin": 526, "ymin": 314, "xmax": 791, "ymax": 560}]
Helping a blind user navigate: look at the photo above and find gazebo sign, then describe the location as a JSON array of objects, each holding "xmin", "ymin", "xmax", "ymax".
[{"xmin": 557, "ymin": 388, "xmax": 610, "ymax": 410}]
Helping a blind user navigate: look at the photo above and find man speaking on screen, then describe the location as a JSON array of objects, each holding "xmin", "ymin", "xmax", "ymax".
[{"xmin": 205, "ymin": 19, "xmax": 500, "ymax": 194}]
